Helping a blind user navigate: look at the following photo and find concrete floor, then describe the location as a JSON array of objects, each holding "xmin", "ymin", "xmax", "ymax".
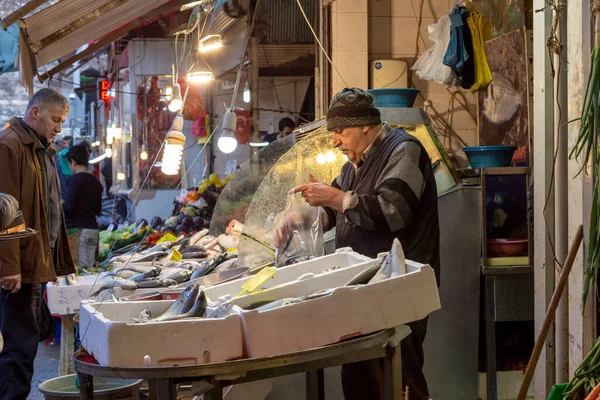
[{"xmin": 30, "ymin": 342, "xmax": 60, "ymax": 400}]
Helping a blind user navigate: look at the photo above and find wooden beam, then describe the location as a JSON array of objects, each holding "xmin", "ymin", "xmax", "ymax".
[
  {"xmin": 38, "ymin": 0, "xmax": 189, "ymax": 83},
  {"xmin": 32, "ymin": 0, "xmax": 129, "ymax": 53},
  {"xmin": 0, "ymin": 0, "xmax": 47, "ymax": 30}
]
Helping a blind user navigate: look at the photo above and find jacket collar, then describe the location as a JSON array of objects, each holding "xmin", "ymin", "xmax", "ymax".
[{"xmin": 9, "ymin": 117, "xmax": 55, "ymax": 154}]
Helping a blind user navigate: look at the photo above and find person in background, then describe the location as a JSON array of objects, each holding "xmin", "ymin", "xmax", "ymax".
[
  {"xmin": 0, "ymin": 88, "xmax": 75, "ymax": 399},
  {"xmin": 63, "ymin": 144, "xmax": 103, "ymax": 269},
  {"xmin": 54, "ymin": 134, "xmax": 73, "ymax": 198},
  {"xmin": 276, "ymin": 88, "xmax": 440, "ymax": 400},
  {"xmin": 264, "ymin": 117, "xmax": 296, "ymax": 143}
]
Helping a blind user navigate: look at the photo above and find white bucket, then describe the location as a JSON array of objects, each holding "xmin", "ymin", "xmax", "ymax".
[{"xmin": 39, "ymin": 374, "xmax": 142, "ymax": 400}]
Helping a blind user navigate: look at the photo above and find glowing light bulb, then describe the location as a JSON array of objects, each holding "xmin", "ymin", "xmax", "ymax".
[
  {"xmin": 112, "ymin": 123, "xmax": 122, "ymax": 140},
  {"xmin": 140, "ymin": 144, "xmax": 148, "ymax": 161},
  {"xmin": 316, "ymin": 153, "xmax": 326, "ymax": 165},
  {"xmin": 105, "ymin": 147, "xmax": 112, "ymax": 158},
  {"xmin": 198, "ymin": 35, "xmax": 223, "ymax": 53},
  {"xmin": 117, "ymin": 170, "xmax": 125, "ymax": 181},
  {"xmin": 168, "ymin": 84, "xmax": 183, "ymax": 112},
  {"xmin": 217, "ymin": 110, "xmax": 238, "ymax": 154},
  {"xmin": 187, "ymin": 71, "xmax": 214, "ymax": 84},
  {"xmin": 161, "ymin": 115, "xmax": 186, "ymax": 175},
  {"xmin": 243, "ymin": 83, "xmax": 250, "ymax": 103}
]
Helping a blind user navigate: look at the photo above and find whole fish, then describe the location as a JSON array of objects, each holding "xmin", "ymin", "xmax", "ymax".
[
  {"xmin": 189, "ymin": 260, "xmax": 215, "ymax": 280},
  {"xmin": 135, "ymin": 284, "xmax": 199, "ymax": 323},
  {"xmin": 143, "ymin": 242, "xmax": 176, "ymax": 255},
  {"xmin": 104, "ymin": 269, "xmax": 137, "ymax": 279},
  {"xmin": 131, "ymin": 251, "xmax": 168, "ymax": 263},
  {"xmin": 175, "ymin": 237, "xmax": 190, "ymax": 249},
  {"xmin": 189, "ymin": 229, "xmax": 209, "ymax": 246},
  {"xmin": 197, "ymin": 235, "xmax": 217, "ymax": 247},
  {"xmin": 130, "ymin": 267, "xmax": 162, "ymax": 282},
  {"xmin": 213, "ymin": 258, "xmax": 238, "ymax": 272},
  {"xmin": 91, "ymin": 277, "xmax": 138, "ymax": 297},
  {"xmin": 65, "ymin": 274, "xmax": 79, "ymax": 286},
  {"xmin": 137, "ymin": 278, "xmax": 178, "ymax": 288},
  {"xmin": 159, "ymin": 291, "xmax": 208, "ymax": 322},
  {"xmin": 157, "ymin": 268, "xmax": 193, "ymax": 284},
  {"xmin": 181, "ymin": 251, "xmax": 208, "ymax": 260},
  {"xmin": 180, "ymin": 245, "xmax": 207, "ymax": 254}
]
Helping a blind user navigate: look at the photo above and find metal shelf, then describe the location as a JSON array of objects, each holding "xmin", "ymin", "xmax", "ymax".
[
  {"xmin": 481, "ymin": 266, "xmax": 533, "ymax": 276},
  {"xmin": 480, "ymin": 167, "xmax": 532, "ymax": 176}
]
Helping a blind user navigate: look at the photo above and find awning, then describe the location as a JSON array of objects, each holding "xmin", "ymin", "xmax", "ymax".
[{"xmin": 14, "ymin": 0, "xmax": 190, "ymax": 93}]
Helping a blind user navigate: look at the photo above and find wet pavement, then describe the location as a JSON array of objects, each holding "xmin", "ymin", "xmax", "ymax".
[{"xmin": 30, "ymin": 342, "xmax": 60, "ymax": 400}]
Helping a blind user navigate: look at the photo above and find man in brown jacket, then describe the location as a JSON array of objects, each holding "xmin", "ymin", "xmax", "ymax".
[{"xmin": 0, "ymin": 88, "xmax": 76, "ymax": 399}]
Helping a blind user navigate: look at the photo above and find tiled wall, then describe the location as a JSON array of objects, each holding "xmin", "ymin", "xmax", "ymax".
[{"xmin": 331, "ymin": 0, "xmax": 479, "ymax": 166}]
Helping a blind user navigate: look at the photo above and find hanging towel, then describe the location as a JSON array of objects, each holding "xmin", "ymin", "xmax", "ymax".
[
  {"xmin": 443, "ymin": 6, "xmax": 469, "ymax": 74},
  {"xmin": 467, "ymin": 12, "xmax": 493, "ymax": 92}
]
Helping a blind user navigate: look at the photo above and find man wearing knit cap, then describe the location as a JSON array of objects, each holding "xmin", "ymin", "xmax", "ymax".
[{"xmin": 277, "ymin": 88, "xmax": 440, "ymax": 400}]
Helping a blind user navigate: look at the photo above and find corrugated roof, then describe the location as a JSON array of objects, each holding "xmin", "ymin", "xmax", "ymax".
[
  {"xmin": 258, "ymin": 44, "xmax": 314, "ymax": 68},
  {"xmin": 258, "ymin": 0, "xmax": 315, "ymax": 44},
  {"xmin": 20, "ymin": 0, "xmax": 176, "ymax": 67}
]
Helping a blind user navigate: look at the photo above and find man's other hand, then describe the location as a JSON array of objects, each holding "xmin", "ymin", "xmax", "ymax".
[{"xmin": 0, "ymin": 274, "xmax": 21, "ymax": 293}]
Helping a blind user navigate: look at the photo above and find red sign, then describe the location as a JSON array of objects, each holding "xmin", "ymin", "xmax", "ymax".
[
  {"xmin": 233, "ymin": 109, "xmax": 250, "ymax": 145},
  {"xmin": 100, "ymin": 79, "xmax": 111, "ymax": 103}
]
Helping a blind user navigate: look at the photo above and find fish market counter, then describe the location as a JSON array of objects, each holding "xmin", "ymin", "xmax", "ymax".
[{"xmin": 75, "ymin": 327, "xmax": 409, "ymax": 400}]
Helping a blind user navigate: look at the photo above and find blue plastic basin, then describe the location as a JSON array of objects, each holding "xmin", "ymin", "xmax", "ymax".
[
  {"xmin": 367, "ymin": 88, "xmax": 421, "ymax": 108},
  {"xmin": 463, "ymin": 145, "xmax": 517, "ymax": 168}
]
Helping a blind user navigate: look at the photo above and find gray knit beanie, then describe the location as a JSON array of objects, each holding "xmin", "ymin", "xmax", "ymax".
[{"xmin": 326, "ymin": 88, "xmax": 382, "ymax": 131}]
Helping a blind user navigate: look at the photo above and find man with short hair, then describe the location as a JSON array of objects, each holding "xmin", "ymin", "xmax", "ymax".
[
  {"xmin": 277, "ymin": 88, "xmax": 440, "ymax": 400},
  {"xmin": 0, "ymin": 88, "xmax": 76, "ymax": 399},
  {"xmin": 264, "ymin": 117, "xmax": 296, "ymax": 143}
]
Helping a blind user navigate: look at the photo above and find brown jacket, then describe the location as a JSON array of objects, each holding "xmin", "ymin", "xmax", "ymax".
[{"xmin": 0, "ymin": 117, "xmax": 75, "ymax": 283}]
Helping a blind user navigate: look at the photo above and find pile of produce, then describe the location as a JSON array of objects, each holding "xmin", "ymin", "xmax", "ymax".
[
  {"xmin": 563, "ymin": 336, "xmax": 600, "ymax": 399},
  {"xmin": 99, "ymin": 222, "xmax": 151, "ymax": 264}
]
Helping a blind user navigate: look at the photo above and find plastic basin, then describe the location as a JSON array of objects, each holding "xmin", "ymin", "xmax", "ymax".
[
  {"xmin": 39, "ymin": 374, "xmax": 142, "ymax": 400},
  {"xmin": 367, "ymin": 88, "xmax": 421, "ymax": 108},
  {"xmin": 463, "ymin": 145, "xmax": 517, "ymax": 168},
  {"xmin": 488, "ymin": 239, "xmax": 528, "ymax": 257}
]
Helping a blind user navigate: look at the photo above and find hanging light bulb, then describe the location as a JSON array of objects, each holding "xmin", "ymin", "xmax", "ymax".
[
  {"xmin": 168, "ymin": 84, "xmax": 183, "ymax": 112},
  {"xmin": 94, "ymin": 140, "xmax": 101, "ymax": 147},
  {"xmin": 140, "ymin": 144, "xmax": 148, "ymax": 161},
  {"xmin": 105, "ymin": 147, "xmax": 112, "ymax": 158},
  {"xmin": 243, "ymin": 82, "xmax": 250, "ymax": 103},
  {"xmin": 217, "ymin": 110, "xmax": 238, "ymax": 154},
  {"xmin": 161, "ymin": 115, "xmax": 186, "ymax": 175},
  {"xmin": 316, "ymin": 153, "xmax": 327, "ymax": 165},
  {"xmin": 106, "ymin": 121, "xmax": 114, "ymax": 145},
  {"xmin": 117, "ymin": 166, "xmax": 125, "ymax": 181},
  {"xmin": 325, "ymin": 151, "xmax": 336, "ymax": 163},
  {"xmin": 112, "ymin": 123, "xmax": 122, "ymax": 140}
]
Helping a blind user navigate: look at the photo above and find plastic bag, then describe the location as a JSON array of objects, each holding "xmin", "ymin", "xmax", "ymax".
[
  {"xmin": 412, "ymin": 15, "xmax": 459, "ymax": 86},
  {"xmin": 273, "ymin": 191, "xmax": 324, "ymax": 267}
]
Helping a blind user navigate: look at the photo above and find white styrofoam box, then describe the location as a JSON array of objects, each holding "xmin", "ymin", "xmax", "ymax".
[
  {"xmin": 204, "ymin": 248, "xmax": 372, "ymax": 301},
  {"xmin": 47, "ymin": 274, "xmax": 133, "ymax": 315},
  {"xmin": 79, "ymin": 299, "xmax": 243, "ymax": 368},
  {"xmin": 240, "ymin": 260, "xmax": 440, "ymax": 359}
]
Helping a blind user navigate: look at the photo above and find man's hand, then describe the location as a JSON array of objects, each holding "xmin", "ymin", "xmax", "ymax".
[
  {"xmin": 293, "ymin": 173, "xmax": 345, "ymax": 212},
  {"xmin": 274, "ymin": 211, "xmax": 302, "ymax": 249},
  {"xmin": 0, "ymin": 274, "xmax": 21, "ymax": 293}
]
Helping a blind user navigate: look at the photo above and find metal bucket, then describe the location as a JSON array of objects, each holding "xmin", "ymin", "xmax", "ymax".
[{"xmin": 39, "ymin": 374, "xmax": 142, "ymax": 400}]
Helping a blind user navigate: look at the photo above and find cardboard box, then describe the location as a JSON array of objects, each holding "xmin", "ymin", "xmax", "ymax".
[
  {"xmin": 79, "ymin": 300, "xmax": 243, "ymax": 368},
  {"xmin": 240, "ymin": 259, "xmax": 440, "ymax": 359}
]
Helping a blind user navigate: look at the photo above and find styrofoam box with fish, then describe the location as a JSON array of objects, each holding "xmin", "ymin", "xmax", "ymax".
[
  {"xmin": 79, "ymin": 299, "xmax": 243, "ymax": 368},
  {"xmin": 203, "ymin": 248, "xmax": 372, "ymax": 300},
  {"xmin": 46, "ymin": 274, "xmax": 129, "ymax": 315},
  {"xmin": 239, "ymin": 259, "xmax": 440, "ymax": 359}
]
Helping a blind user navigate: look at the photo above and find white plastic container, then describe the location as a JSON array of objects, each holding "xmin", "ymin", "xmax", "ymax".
[
  {"xmin": 79, "ymin": 300, "xmax": 243, "ymax": 368},
  {"xmin": 240, "ymin": 259, "xmax": 441, "ymax": 359},
  {"xmin": 46, "ymin": 275, "xmax": 132, "ymax": 315},
  {"xmin": 204, "ymin": 248, "xmax": 372, "ymax": 301}
]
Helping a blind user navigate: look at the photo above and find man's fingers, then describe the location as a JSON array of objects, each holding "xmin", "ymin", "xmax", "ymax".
[
  {"xmin": 11, "ymin": 282, "xmax": 20, "ymax": 294},
  {"xmin": 308, "ymin": 173, "xmax": 319, "ymax": 183},
  {"xmin": 293, "ymin": 184, "xmax": 309, "ymax": 193}
]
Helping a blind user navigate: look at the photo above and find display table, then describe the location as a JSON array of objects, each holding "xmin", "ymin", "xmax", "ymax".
[{"xmin": 75, "ymin": 327, "xmax": 409, "ymax": 400}]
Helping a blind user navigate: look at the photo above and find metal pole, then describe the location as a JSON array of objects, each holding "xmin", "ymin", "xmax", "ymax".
[
  {"xmin": 533, "ymin": 0, "xmax": 557, "ymax": 395},
  {"xmin": 554, "ymin": 0, "xmax": 569, "ymax": 384}
]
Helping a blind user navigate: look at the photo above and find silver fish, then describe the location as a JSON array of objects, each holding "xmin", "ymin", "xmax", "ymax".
[
  {"xmin": 91, "ymin": 277, "xmax": 138, "ymax": 297},
  {"xmin": 135, "ymin": 284, "xmax": 199, "ymax": 323},
  {"xmin": 131, "ymin": 251, "xmax": 169, "ymax": 263},
  {"xmin": 136, "ymin": 278, "xmax": 178, "ymax": 288},
  {"xmin": 157, "ymin": 268, "xmax": 193, "ymax": 283},
  {"xmin": 213, "ymin": 258, "xmax": 237, "ymax": 273},
  {"xmin": 159, "ymin": 291, "xmax": 208, "ymax": 322},
  {"xmin": 189, "ymin": 259, "xmax": 216, "ymax": 280},
  {"xmin": 180, "ymin": 245, "xmax": 207, "ymax": 254},
  {"xmin": 130, "ymin": 267, "xmax": 162, "ymax": 282},
  {"xmin": 189, "ymin": 229, "xmax": 209, "ymax": 246}
]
